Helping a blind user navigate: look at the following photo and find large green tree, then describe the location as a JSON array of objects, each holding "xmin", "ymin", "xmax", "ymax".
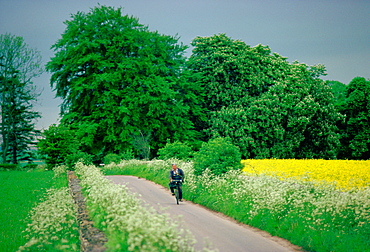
[
  {"xmin": 327, "ymin": 80, "xmax": 348, "ymax": 159},
  {"xmin": 210, "ymin": 67, "xmax": 341, "ymax": 159},
  {"xmin": 186, "ymin": 34, "xmax": 291, "ymax": 139},
  {"xmin": 328, "ymin": 80, "xmax": 347, "ymax": 110},
  {"xmin": 338, "ymin": 77, "xmax": 370, "ymax": 159},
  {"xmin": 187, "ymin": 34, "xmax": 341, "ymax": 159},
  {"xmin": 187, "ymin": 34, "xmax": 290, "ymax": 112},
  {"xmin": 46, "ymin": 6, "xmax": 199, "ymax": 158},
  {"xmin": 0, "ymin": 34, "xmax": 42, "ymax": 164}
]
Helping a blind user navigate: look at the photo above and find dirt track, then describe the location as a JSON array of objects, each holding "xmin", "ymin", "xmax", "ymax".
[{"xmin": 106, "ymin": 175, "xmax": 302, "ymax": 252}]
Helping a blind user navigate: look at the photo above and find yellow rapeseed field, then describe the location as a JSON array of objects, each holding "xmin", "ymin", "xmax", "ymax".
[{"xmin": 241, "ymin": 159, "xmax": 370, "ymax": 191}]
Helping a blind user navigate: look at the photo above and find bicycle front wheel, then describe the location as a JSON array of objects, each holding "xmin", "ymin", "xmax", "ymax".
[{"xmin": 175, "ymin": 186, "xmax": 179, "ymax": 205}]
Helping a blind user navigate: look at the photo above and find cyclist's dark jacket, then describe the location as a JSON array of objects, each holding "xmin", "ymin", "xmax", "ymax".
[{"xmin": 169, "ymin": 168, "xmax": 185, "ymax": 181}]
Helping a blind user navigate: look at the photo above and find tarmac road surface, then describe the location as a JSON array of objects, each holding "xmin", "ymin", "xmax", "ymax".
[{"xmin": 106, "ymin": 175, "xmax": 301, "ymax": 252}]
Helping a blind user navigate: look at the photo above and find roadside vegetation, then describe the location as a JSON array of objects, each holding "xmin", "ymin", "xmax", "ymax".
[
  {"xmin": 74, "ymin": 162, "xmax": 208, "ymax": 252},
  {"xmin": 17, "ymin": 165, "xmax": 79, "ymax": 252},
  {"xmin": 13, "ymin": 162, "xmax": 215, "ymax": 252},
  {"xmin": 102, "ymin": 159, "xmax": 370, "ymax": 252},
  {"xmin": 4, "ymin": 157, "xmax": 369, "ymax": 251}
]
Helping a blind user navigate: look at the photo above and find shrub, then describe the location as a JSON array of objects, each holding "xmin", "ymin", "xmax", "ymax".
[
  {"xmin": 23, "ymin": 162, "xmax": 38, "ymax": 170},
  {"xmin": 65, "ymin": 151, "xmax": 93, "ymax": 169},
  {"xmin": 157, "ymin": 141, "xmax": 193, "ymax": 161},
  {"xmin": 193, "ymin": 137, "xmax": 242, "ymax": 175},
  {"xmin": 37, "ymin": 124, "xmax": 80, "ymax": 168},
  {"xmin": 103, "ymin": 153, "xmax": 121, "ymax": 165},
  {"xmin": 120, "ymin": 149, "xmax": 135, "ymax": 160},
  {"xmin": 0, "ymin": 163, "xmax": 19, "ymax": 170}
]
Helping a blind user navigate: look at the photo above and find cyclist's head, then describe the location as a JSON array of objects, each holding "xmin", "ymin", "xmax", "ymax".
[{"xmin": 172, "ymin": 164, "xmax": 177, "ymax": 169}]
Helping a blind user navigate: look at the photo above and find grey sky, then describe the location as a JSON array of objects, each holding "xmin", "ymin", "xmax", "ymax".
[{"xmin": 1, "ymin": 0, "xmax": 369, "ymax": 129}]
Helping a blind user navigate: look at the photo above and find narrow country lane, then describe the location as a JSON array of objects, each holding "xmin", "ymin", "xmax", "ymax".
[{"xmin": 106, "ymin": 175, "xmax": 301, "ymax": 252}]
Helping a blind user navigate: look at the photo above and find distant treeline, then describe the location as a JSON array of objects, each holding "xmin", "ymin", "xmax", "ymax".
[{"xmin": 36, "ymin": 5, "xmax": 369, "ymax": 166}]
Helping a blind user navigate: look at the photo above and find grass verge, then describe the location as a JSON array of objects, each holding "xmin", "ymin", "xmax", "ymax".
[{"xmin": 102, "ymin": 159, "xmax": 370, "ymax": 252}]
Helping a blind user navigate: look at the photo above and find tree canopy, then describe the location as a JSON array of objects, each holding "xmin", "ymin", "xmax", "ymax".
[
  {"xmin": 187, "ymin": 34, "xmax": 341, "ymax": 159},
  {"xmin": 338, "ymin": 77, "xmax": 370, "ymax": 159},
  {"xmin": 186, "ymin": 34, "xmax": 290, "ymax": 112},
  {"xmin": 46, "ymin": 5, "xmax": 200, "ymax": 157}
]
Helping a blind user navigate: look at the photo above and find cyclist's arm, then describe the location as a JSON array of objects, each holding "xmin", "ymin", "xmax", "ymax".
[
  {"xmin": 169, "ymin": 170, "xmax": 173, "ymax": 182},
  {"xmin": 180, "ymin": 170, "xmax": 185, "ymax": 182}
]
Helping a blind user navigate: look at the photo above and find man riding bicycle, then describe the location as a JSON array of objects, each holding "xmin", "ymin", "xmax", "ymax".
[{"xmin": 169, "ymin": 163, "xmax": 185, "ymax": 201}]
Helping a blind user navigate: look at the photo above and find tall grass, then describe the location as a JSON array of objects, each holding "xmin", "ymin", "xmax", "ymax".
[
  {"xmin": 102, "ymin": 159, "xmax": 370, "ymax": 252},
  {"xmin": 0, "ymin": 169, "xmax": 55, "ymax": 252},
  {"xmin": 18, "ymin": 187, "xmax": 79, "ymax": 251},
  {"xmin": 75, "ymin": 162, "xmax": 205, "ymax": 252},
  {"xmin": 17, "ymin": 165, "xmax": 79, "ymax": 251}
]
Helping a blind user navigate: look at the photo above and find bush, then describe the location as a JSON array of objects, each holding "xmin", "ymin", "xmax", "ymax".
[
  {"xmin": 0, "ymin": 163, "xmax": 19, "ymax": 170},
  {"xmin": 157, "ymin": 141, "xmax": 193, "ymax": 161},
  {"xmin": 120, "ymin": 149, "xmax": 135, "ymax": 160},
  {"xmin": 37, "ymin": 124, "xmax": 80, "ymax": 168},
  {"xmin": 23, "ymin": 162, "xmax": 38, "ymax": 170},
  {"xmin": 103, "ymin": 153, "xmax": 121, "ymax": 165},
  {"xmin": 65, "ymin": 151, "xmax": 93, "ymax": 169},
  {"xmin": 193, "ymin": 137, "xmax": 242, "ymax": 175}
]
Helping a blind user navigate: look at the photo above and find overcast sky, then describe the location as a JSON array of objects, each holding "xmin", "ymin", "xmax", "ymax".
[{"xmin": 1, "ymin": 0, "xmax": 369, "ymax": 130}]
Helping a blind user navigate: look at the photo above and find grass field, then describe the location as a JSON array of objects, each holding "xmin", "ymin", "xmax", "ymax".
[{"xmin": 0, "ymin": 170, "xmax": 55, "ymax": 252}]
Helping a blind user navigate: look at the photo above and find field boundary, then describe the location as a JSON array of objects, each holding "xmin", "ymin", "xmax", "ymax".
[{"xmin": 68, "ymin": 171, "xmax": 107, "ymax": 251}]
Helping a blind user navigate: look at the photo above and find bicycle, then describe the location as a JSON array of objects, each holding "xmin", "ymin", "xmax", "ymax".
[{"xmin": 171, "ymin": 180, "xmax": 182, "ymax": 205}]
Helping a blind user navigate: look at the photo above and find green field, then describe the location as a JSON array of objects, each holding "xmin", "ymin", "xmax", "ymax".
[{"xmin": 0, "ymin": 170, "xmax": 54, "ymax": 252}]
